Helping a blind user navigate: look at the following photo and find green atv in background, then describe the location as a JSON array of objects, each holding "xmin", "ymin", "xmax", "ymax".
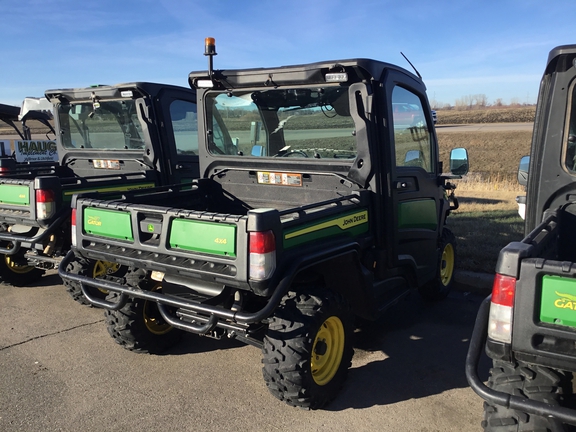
[
  {"xmin": 466, "ymin": 45, "xmax": 576, "ymax": 431},
  {"xmin": 0, "ymin": 82, "xmax": 198, "ymax": 303},
  {"xmin": 60, "ymin": 38, "xmax": 468, "ymax": 408}
]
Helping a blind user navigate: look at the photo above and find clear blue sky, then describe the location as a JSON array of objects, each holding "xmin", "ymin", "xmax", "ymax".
[{"xmin": 2, "ymin": 0, "xmax": 575, "ymax": 108}]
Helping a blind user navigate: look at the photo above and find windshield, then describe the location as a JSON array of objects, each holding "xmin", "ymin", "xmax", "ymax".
[
  {"xmin": 57, "ymin": 99, "xmax": 145, "ymax": 150},
  {"xmin": 205, "ymin": 86, "xmax": 357, "ymax": 159}
]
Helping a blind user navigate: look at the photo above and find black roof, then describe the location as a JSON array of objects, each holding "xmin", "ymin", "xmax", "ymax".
[
  {"xmin": 189, "ymin": 58, "xmax": 423, "ymax": 90},
  {"xmin": 45, "ymin": 82, "xmax": 195, "ymax": 102}
]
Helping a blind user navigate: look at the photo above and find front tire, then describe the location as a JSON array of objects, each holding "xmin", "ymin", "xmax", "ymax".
[
  {"xmin": 418, "ymin": 227, "xmax": 456, "ymax": 301},
  {"xmin": 482, "ymin": 360, "xmax": 573, "ymax": 431},
  {"xmin": 262, "ymin": 289, "xmax": 353, "ymax": 409},
  {"xmin": 105, "ymin": 269, "xmax": 182, "ymax": 354},
  {"xmin": 0, "ymin": 253, "xmax": 44, "ymax": 286}
]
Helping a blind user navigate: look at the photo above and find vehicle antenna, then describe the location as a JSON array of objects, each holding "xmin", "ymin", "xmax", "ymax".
[{"xmin": 400, "ymin": 52, "xmax": 422, "ymax": 79}]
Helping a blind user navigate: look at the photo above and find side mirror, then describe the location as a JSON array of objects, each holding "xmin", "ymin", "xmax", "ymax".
[
  {"xmin": 404, "ymin": 150, "xmax": 423, "ymax": 167},
  {"xmin": 449, "ymin": 147, "xmax": 469, "ymax": 176},
  {"xmin": 517, "ymin": 155, "xmax": 529, "ymax": 186},
  {"xmin": 251, "ymin": 145, "xmax": 265, "ymax": 157}
]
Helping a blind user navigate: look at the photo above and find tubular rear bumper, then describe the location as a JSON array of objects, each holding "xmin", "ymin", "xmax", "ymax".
[
  {"xmin": 465, "ymin": 296, "xmax": 576, "ymax": 426},
  {"xmin": 0, "ymin": 210, "xmax": 69, "ymax": 255},
  {"xmin": 59, "ymin": 250, "xmax": 286, "ymax": 335},
  {"xmin": 59, "ymin": 244, "xmax": 360, "ymax": 336}
]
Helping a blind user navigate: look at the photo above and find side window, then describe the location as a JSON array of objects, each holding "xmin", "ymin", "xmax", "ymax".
[
  {"xmin": 392, "ymin": 86, "xmax": 434, "ymax": 172},
  {"xmin": 169, "ymin": 100, "xmax": 198, "ymax": 155}
]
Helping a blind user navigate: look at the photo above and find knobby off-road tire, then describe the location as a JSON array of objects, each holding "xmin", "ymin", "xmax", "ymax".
[
  {"xmin": 418, "ymin": 227, "xmax": 456, "ymax": 301},
  {"xmin": 105, "ymin": 268, "xmax": 182, "ymax": 354},
  {"xmin": 483, "ymin": 360, "xmax": 574, "ymax": 432},
  {"xmin": 0, "ymin": 253, "xmax": 44, "ymax": 286},
  {"xmin": 262, "ymin": 289, "xmax": 354, "ymax": 409},
  {"xmin": 64, "ymin": 256, "xmax": 126, "ymax": 306}
]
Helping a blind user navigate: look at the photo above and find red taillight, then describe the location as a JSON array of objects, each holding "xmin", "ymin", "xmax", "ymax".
[
  {"xmin": 491, "ymin": 273, "xmax": 516, "ymax": 307},
  {"xmin": 249, "ymin": 231, "xmax": 276, "ymax": 281},
  {"xmin": 36, "ymin": 189, "xmax": 55, "ymax": 203},
  {"xmin": 36, "ymin": 189, "xmax": 56, "ymax": 220},
  {"xmin": 71, "ymin": 208, "xmax": 77, "ymax": 228},
  {"xmin": 71, "ymin": 208, "xmax": 77, "ymax": 247},
  {"xmin": 249, "ymin": 231, "xmax": 276, "ymax": 254},
  {"xmin": 488, "ymin": 273, "xmax": 516, "ymax": 344}
]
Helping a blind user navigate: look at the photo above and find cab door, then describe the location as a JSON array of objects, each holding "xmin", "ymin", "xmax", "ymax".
[
  {"xmin": 385, "ymin": 72, "xmax": 441, "ymax": 283},
  {"xmin": 157, "ymin": 89, "xmax": 199, "ymax": 184}
]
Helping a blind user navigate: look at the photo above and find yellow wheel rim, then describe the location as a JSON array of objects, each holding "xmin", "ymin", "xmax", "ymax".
[
  {"xmin": 440, "ymin": 243, "xmax": 455, "ymax": 286},
  {"xmin": 311, "ymin": 316, "xmax": 345, "ymax": 386},
  {"xmin": 5, "ymin": 256, "xmax": 35, "ymax": 274},
  {"xmin": 143, "ymin": 283, "xmax": 172, "ymax": 335},
  {"xmin": 92, "ymin": 260, "xmax": 120, "ymax": 294},
  {"xmin": 92, "ymin": 261, "xmax": 120, "ymax": 278}
]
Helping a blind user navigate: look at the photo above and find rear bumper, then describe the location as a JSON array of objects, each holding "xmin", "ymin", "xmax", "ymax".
[
  {"xmin": 465, "ymin": 296, "xmax": 576, "ymax": 426},
  {"xmin": 59, "ymin": 250, "xmax": 286, "ymax": 335},
  {"xmin": 0, "ymin": 210, "xmax": 69, "ymax": 255}
]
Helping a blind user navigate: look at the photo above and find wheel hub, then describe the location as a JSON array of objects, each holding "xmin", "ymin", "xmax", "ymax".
[{"xmin": 311, "ymin": 316, "xmax": 345, "ymax": 386}]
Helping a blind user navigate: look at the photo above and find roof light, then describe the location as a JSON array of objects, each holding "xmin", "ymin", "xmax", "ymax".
[
  {"xmin": 195, "ymin": 79, "xmax": 215, "ymax": 88},
  {"xmin": 325, "ymin": 72, "xmax": 348, "ymax": 83},
  {"xmin": 120, "ymin": 90, "xmax": 133, "ymax": 98}
]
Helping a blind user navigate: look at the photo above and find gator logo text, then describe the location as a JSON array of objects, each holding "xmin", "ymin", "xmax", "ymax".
[
  {"xmin": 553, "ymin": 291, "xmax": 576, "ymax": 310},
  {"xmin": 87, "ymin": 216, "xmax": 102, "ymax": 227}
]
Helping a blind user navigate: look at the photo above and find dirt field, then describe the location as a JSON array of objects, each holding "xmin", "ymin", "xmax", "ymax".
[{"xmin": 436, "ymin": 106, "xmax": 535, "ymax": 124}]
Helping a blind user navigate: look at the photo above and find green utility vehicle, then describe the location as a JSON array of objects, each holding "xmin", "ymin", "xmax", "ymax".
[
  {"xmin": 60, "ymin": 39, "xmax": 468, "ymax": 408},
  {"xmin": 466, "ymin": 45, "xmax": 576, "ymax": 431},
  {"xmin": 0, "ymin": 82, "xmax": 198, "ymax": 297}
]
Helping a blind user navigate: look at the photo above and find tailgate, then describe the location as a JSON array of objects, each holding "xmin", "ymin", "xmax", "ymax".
[
  {"xmin": 0, "ymin": 179, "xmax": 36, "ymax": 224},
  {"xmin": 75, "ymin": 197, "xmax": 251, "ymax": 286},
  {"xmin": 512, "ymin": 259, "xmax": 576, "ymax": 371}
]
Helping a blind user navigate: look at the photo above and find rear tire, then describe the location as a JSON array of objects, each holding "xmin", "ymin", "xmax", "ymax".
[
  {"xmin": 262, "ymin": 289, "xmax": 353, "ymax": 409},
  {"xmin": 64, "ymin": 257, "xmax": 126, "ymax": 306},
  {"xmin": 418, "ymin": 227, "xmax": 456, "ymax": 301},
  {"xmin": 0, "ymin": 253, "xmax": 44, "ymax": 286},
  {"xmin": 104, "ymin": 269, "xmax": 182, "ymax": 354},
  {"xmin": 482, "ymin": 360, "xmax": 573, "ymax": 431}
]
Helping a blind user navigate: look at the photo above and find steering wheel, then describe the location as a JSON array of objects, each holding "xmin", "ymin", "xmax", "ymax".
[{"xmin": 280, "ymin": 150, "xmax": 308, "ymax": 158}]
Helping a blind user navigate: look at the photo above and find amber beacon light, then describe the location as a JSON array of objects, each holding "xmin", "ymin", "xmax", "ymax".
[{"xmin": 204, "ymin": 37, "xmax": 217, "ymax": 56}]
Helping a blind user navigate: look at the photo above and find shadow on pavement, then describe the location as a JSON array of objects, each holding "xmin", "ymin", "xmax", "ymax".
[{"xmin": 328, "ymin": 290, "xmax": 492, "ymax": 411}]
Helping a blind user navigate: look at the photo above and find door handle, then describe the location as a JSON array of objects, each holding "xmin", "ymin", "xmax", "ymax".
[
  {"xmin": 395, "ymin": 181, "xmax": 413, "ymax": 190},
  {"xmin": 175, "ymin": 163, "xmax": 195, "ymax": 170}
]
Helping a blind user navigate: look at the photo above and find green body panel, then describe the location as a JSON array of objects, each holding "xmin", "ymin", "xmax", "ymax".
[
  {"xmin": 0, "ymin": 184, "xmax": 30, "ymax": 206},
  {"xmin": 169, "ymin": 219, "xmax": 236, "ymax": 256},
  {"xmin": 84, "ymin": 208, "xmax": 134, "ymax": 241},
  {"xmin": 540, "ymin": 275, "xmax": 576, "ymax": 328},
  {"xmin": 283, "ymin": 209, "xmax": 369, "ymax": 249},
  {"xmin": 397, "ymin": 199, "xmax": 437, "ymax": 230},
  {"xmin": 62, "ymin": 182, "xmax": 156, "ymax": 203}
]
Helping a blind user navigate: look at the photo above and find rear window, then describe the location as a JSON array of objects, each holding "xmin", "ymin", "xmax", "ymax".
[
  {"xmin": 204, "ymin": 86, "xmax": 357, "ymax": 160},
  {"xmin": 57, "ymin": 99, "xmax": 145, "ymax": 150}
]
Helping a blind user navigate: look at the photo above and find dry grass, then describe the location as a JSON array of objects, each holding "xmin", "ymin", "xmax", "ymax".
[
  {"xmin": 438, "ymin": 130, "xmax": 532, "ymax": 182},
  {"xmin": 448, "ymin": 185, "xmax": 525, "ymax": 274}
]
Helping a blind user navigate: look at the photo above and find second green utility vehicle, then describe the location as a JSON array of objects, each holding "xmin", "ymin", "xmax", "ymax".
[{"xmin": 0, "ymin": 82, "xmax": 198, "ymax": 300}]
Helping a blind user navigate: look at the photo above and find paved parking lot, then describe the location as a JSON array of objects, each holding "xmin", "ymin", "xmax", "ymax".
[{"xmin": 0, "ymin": 272, "xmax": 489, "ymax": 431}]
